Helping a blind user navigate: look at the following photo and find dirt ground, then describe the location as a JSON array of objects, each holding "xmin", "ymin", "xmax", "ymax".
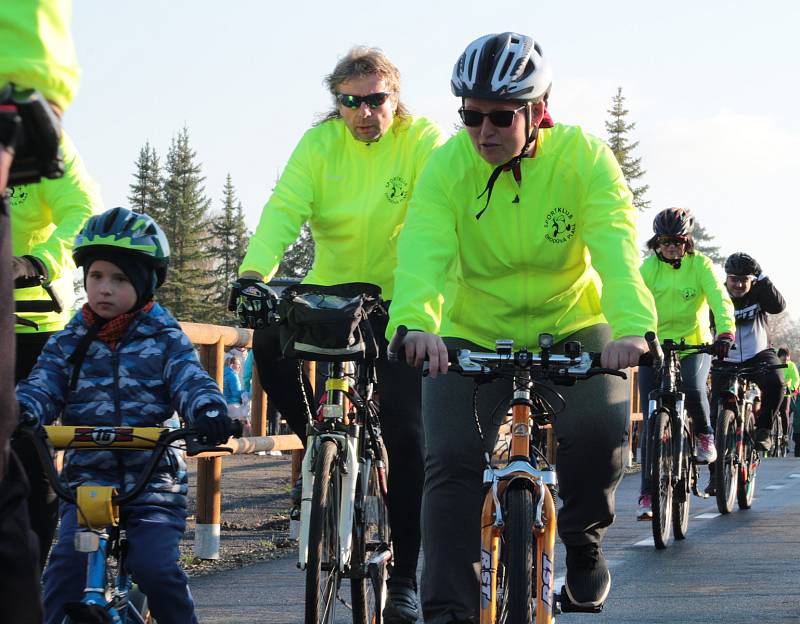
[{"xmin": 180, "ymin": 452, "xmax": 298, "ymax": 577}]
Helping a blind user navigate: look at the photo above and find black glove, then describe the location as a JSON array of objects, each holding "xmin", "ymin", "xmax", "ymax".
[
  {"xmin": 194, "ymin": 408, "xmax": 233, "ymax": 446},
  {"xmin": 228, "ymin": 278, "xmax": 278, "ymax": 329},
  {"xmin": 712, "ymin": 334, "xmax": 734, "ymax": 360}
]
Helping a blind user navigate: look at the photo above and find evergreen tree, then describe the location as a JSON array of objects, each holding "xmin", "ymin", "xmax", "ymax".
[
  {"xmin": 208, "ymin": 174, "xmax": 250, "ymax": 321},
  {"xmin": 276, "ymin": 223, "xmax": 315, "ymax": 278},
  {"xmin": 606, "ymin": 87, "xmax": 650, "ymax": 211},
  {"xmin": 159, "ymin": 127, "xmax": 216, "ymax": 322},
  {"xmin": 128, "ymin": 142, "xmax": 164, "ymax": 219},
  {"xmin": 692, "ymin": 219, "xmax": 725, "ymax": 266}
]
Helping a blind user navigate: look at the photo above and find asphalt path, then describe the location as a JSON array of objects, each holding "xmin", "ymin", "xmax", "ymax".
[{"xmin": 192, "ymin": 458, "xmax": 800, "ymax": 623}]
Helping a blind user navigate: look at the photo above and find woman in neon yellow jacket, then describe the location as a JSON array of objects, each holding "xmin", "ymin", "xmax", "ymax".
[
  {"xmin": 386, "ymin": 32, "xmax": 657, "ymax": 618},
  {"xmin": 635, "ymin": 208, "xmax": 735, "ymax": 520},
  {"xmin": 233, "ymin": 47, "xmax": 443, "ymax": 623}
]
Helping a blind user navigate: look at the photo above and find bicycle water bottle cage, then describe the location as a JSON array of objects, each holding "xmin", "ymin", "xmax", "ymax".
[
  {"xmin": 495, "ymin": 339, "xmax": 513, "ymax": 355},
  {"xmin": 76, "ymin": 485, "xmax": 119, "ymax": 528}
]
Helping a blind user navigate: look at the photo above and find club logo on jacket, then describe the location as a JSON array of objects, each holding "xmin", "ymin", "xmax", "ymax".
[
  {"xmin": 544, "ymin": 207, "xmax": 576, "ymax": 243},
  {"xmin": 8, "ymin": 186, "xmax": 29, "ymax": 209},
  {"xmin": 682, "ymin": 287, "xmax": 697, "ymax": 301},
  {"xmin": 385, "ymin": 176, "xmax": 409, "ymax": 204}
]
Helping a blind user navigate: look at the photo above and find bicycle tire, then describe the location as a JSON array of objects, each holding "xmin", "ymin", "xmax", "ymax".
[
  {"xmin": 714, "ymin": 409, "xmax": 738, "ymax": 514},
  {"xmin": 306, "ymin": 440, "xmax": 341, "ymax": 624},
  {"xmin": 503, "ymin": 485, "xmax": 534, "ymax": 624},
  {"xmin": 769, "ymin": 417, "xmax": 781, "ymax": 458},
  {"xmin": 351, "ymin": 445, "xmax": 390, "ymax": 624},
  {"xmin": 650, "ymin": 409, "xmax": 673, "ymax": 549},
  {"xmin": 672, "ymin": 422, "xmax": 691, "ymax": 540},
  {"xmin": 737, "ymin": 406, "xmax": 757, "ymax": 509}
]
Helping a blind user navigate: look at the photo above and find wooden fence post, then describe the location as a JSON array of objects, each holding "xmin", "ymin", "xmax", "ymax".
[
  {"xmin": 251, "ymin": 359, "xmax": 268, "ymax": 438},
  {"xmin": 195, "ymin": 337, "xmax": 225, "ymax": 559}
]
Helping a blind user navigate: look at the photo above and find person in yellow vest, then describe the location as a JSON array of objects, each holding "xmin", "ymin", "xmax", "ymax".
[
  {"xmin": 230, "ymin": 46, "xmax": 444, "ymax": 623},
  {"xmin": 0, "ymin": 1, "xmax": 81, "ymax": 621},
  {"xmin": 386, "ymin": 32, "xmax": 657, "ymax": 620},
  {"xmin": 634, "ymin": 208, "xmax": 735, "ymax": 519},
  {"xmin": 11, "ymin": 130, "xmax": 103, "ymax": 569},
  {"xmin": 778, "ymin": 347, "xmax": 799, "ymax": 452}
]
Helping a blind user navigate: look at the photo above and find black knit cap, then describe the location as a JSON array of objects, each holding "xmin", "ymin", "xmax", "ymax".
[{"xmin": 83, "ymin": 252, "xmax": 157, "ymax": 312}]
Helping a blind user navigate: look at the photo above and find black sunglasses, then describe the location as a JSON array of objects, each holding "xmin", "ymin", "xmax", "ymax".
[
  {"xmin": 657, "ymin": 236, "xmax": 688, "ymax": 247},
  {"xmin": 459, "ymin": 104, "xmax": 527, "ymax": 128},
  {"xmin": 336, "ymin": 92, "xmax": 391, "ymax": 109}
]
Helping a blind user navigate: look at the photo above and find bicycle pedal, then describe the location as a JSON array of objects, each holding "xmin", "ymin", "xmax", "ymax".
[{"xmin": 557, "ymin": 587, "xmax": 604, "ymax": 614}]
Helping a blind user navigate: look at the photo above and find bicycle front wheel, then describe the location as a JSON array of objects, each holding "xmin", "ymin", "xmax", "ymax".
[
  {"xmin": 737, "ymin": 406, "xmax": 757, "ymax": 509},
  {"xmin": 502, "ymin": 485, "xmax": 534, "ymax": 624},
  {"xmin": 127, "ymin": 585, "xmax": 154, "ymax": 623},
  {"xmin": 306, "ymin": 440, "xmax": 342, "ymax": 624},
  {"xmin": 650, "ymin": 409, "xmax": 674, "ymax": 549},
  {"xmin": 672, "ymin": 422, "xmax": 692, "ymax": 541},
  {"xmin": 351, "ymin": 446, "xmax": 390, "ymax": 624},
  {"xmin": 714, "ymin": 409, "xmax": 738, "ymax": 514}
]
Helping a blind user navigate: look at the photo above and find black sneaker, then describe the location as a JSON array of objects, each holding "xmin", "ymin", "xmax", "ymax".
[
  {"xmin": 384, "ymin": 578, "xmax": 419, "ymax": 624},
  {"xmin": 704, "ymin": 481, "xmax": 716, "ymax": 497},
  {"xmin": 755, "ymin": 428, "xmax": 772, "ymax": 452},
  {"xmin": 564, "ymin": 543, "xmax": 610, "ymax": 608}
]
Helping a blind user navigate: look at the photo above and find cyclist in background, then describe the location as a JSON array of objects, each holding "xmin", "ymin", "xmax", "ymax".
[
  {"xmin": 387, "ymin": 32, "xmax": 657, "ymax": 621},
  {"xmin": 17, "ymin": 207, "xmax": 231, "ymax": 624},
  {"xmin": 718, "ymin": 252, "xmax": 786, "ymax": 452},
  {"xmin": 777, "ymin": 346, "xmax": 798, "ymax": 448},
  {"xmin": 10, "ymin": 130, "xmax": 103, "ymax": 569},
  {"xmin": 1, "ymin": 1, "xmax": 81, "ymax": 620},
  {"xmin": 635, "ymin": 208, "xmax": 735, "ymax": 520},
  {"xmin": 230, "ymin": 47, "xmax": 444, "ymax": 623}
]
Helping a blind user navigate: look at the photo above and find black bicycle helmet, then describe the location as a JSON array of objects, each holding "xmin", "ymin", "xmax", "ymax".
[
  {"xmin": 653, "ymin": 208, "xmax": 694, "ymax": 237},
  {"xmin": 451, "ymin": 32, "xmax": 552, "ymax": 102},
  {"xmin": 73, "ymin": 207, "xmax": 170, "ymax": 286},
  {"xmin": 724, "ymin": 252, "xmax": 760, "ymax": 277}
]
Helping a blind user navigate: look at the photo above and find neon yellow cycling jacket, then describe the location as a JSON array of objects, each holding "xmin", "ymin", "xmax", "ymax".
[
  {"xmin": 782, "ymin": 360, "xmax": 799, "ymax": 393},
  {"xmin": 12, "ymin": 131, "xmax": 103, "ymax": 333},
  {"xmin": 639, "ymin": 252, "xmax": 735, "ymax": 347},
  {"xmin": 239, "ymin": 116, "xmax": 444, "ymax": 299},
  {"xmin": 0, "ymin": 0, "xmax": 79, "ymax": 110},
  {"xmin": 387, "ymin": 124, "xmax": 657, "ymax": 348}
]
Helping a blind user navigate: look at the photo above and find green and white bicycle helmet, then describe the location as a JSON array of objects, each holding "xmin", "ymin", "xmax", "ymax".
[{"xmin": 73, "ymin": 207, "xmax": 170, "ymax": 287}]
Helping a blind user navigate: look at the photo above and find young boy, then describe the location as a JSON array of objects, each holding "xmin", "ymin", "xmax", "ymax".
[{"xmin": 16, "ymin": 207, "xmax": 232, "ymax": 624}]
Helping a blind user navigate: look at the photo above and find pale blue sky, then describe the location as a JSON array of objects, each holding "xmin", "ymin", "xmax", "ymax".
[{"xmin": 66, "ymin": 0, "xmax": 799, "ymax": 316}]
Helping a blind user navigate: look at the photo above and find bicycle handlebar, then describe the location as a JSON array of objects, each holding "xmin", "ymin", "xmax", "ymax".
[
  {"xmin": 388, "ymin": 325, "xmax": 627, "ymax": 381},
  {"xmin": 16, "ymin": 421, "xmax": 242, "ymax": 509}
]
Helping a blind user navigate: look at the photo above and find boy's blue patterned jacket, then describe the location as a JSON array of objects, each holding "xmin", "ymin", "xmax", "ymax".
[{"xmin": 16, "ymin": 303, "xmax": 227, "ymax": 508}]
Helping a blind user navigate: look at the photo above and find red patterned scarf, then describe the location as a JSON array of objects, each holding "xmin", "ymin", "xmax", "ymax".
[{"xmin": 82, "ymin": 301, "xmax": 155, "ymax": 349}]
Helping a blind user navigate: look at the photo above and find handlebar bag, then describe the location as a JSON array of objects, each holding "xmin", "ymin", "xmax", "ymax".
[{"xmin": 278, "ymin": 282, "xmax": 382, "ymax": 362}]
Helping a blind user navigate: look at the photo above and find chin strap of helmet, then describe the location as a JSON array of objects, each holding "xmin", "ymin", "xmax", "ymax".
[
  {"xmin": 475, "ymin": 102, "xmax": 553, "ymax": 220},
  {"xmin": 656, "ymin": 251, "xmax": 682, "ymax": 269}
]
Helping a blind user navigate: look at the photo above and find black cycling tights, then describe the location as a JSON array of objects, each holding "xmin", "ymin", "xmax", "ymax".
[{"xmin": 252, "ymin": 309, "xmax": 424, "ymax": 583}]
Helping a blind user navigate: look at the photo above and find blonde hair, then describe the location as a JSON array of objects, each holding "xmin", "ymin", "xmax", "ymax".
[{"xmin": 316, "ymin": 46, "xmax": 410, "ymax": 126}]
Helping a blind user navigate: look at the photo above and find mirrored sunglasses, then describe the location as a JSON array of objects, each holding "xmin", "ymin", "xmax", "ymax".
[
  {"xmin": 459, "ymin": 105, "xmax": 527, "ymax": 128},
  {"xmin": 657, "ymin": 236, "xmax": 688, "ymax": 247},
  {"xmin": 336, "ymin": 92, "xmax": 391, "ymax": 109}
]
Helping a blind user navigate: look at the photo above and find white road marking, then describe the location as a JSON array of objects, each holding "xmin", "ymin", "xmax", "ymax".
[
  {"xmin": 789, "ymin": 474, "xmax": 800, "ymax": 478},
  {"xmin": 695, "ymin": 512, "xmax": 721, "ymax": 519},
  {"xmin": 765, "ymin": 485, "xmax": 785, "ymax": 490},
  {"xmin": 634, "ymin": 538, "xmax": 655, "ymax": 547}
]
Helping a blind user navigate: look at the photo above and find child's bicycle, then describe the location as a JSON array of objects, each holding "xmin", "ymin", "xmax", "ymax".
[
  {"xmin": 17, "ymin": 419, "xmax": 241, "ymax": 624},
  {"xmin": 389, "ymin": 328, "xmax": 626, "ymax": 624}
]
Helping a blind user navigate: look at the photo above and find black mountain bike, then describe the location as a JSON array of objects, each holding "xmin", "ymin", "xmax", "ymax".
[
  {"xmin": 642, "ymin": 332, "xmax": 715, "ymax": 549},
  {"xmin": 710, "ymin": 360, "xmax": 785, "ymax": 513}
]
